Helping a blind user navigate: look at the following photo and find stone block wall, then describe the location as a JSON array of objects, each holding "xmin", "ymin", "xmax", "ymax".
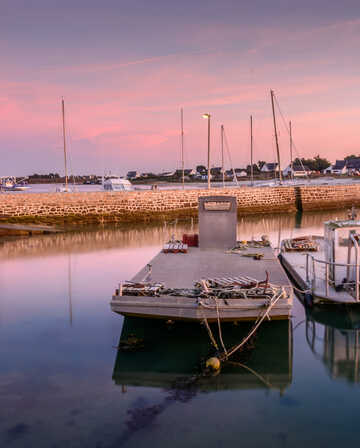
[
  {"xmin": 1, "ymin": 184, "xmax": 360, "ymax": 223},
  {"xmin": 0, "ymin": 187, "xmax": 296, "ymax": 223},
  {"xmin": 299, "ymin": 185, "xmax": 360, "ymax": 210}
]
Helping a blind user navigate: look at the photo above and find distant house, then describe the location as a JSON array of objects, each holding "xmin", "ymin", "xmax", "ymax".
[
  {"xmin": 140, "ymin": 172, "xmax": 155, "ymax": 178},
  {"xmin": 261, "ymin": 162, "xmax": 279, "ymax": 173},
  {"xmin": 83, "ymin": 174, "xmax": 99, "ymax": 184},
  {"xmin": 127, "ymin": 171, "xmax": 140, "ymax": 179},
  {"xmin": 323, "ymin": 160, "xmax": 347, "ymax": 175},
  {"xmin": 283, "ymin": 164, "xmax": 310, "ymax": 177},
  {"xmin": 234, "ymin": 168, "xmax": 247, "ymax": 177},
  {"xmin": 175, "ymin": 168, "xmax": 196, "ymax": 177},
  {"xmin": 196, "ymin": 165, "xmax": 207, "ymax": 175},
  {"xmin": 210, "ymin": 167, "xmax": 222, "ymax": 176},
  {"xmin": 345, "ymin": 158, "xmax": 360, "ymax": 175},
  {"xmin": 159, "ymin": 171, "xmax": 176, "ymax": 177}
]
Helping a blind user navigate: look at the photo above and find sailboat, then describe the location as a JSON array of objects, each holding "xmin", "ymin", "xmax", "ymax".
[
  {"xmin": 56, "ymin": 98, "xmax": 71, "ymax": 193},
  {"xmin": 256, "ymin": 90, "xmax": 292, "ymax": 188}
]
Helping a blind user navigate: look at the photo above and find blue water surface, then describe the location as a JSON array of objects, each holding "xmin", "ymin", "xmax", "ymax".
[{"xmin": 0, "ymin": 211, "xmax": 359, "ymax": 447}]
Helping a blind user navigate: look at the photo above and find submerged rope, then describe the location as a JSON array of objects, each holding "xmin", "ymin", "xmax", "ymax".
[{"xmin": 228, "ymin": 361, "xmax": 275, "ymax": 389}]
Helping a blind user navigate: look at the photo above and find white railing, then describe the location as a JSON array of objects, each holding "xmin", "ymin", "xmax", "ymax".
[{"xmin": 305, "ymin": 253, "xmax": 360, "ymax": 302}]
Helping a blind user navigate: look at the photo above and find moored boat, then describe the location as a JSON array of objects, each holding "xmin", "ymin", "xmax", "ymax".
[
  {"xmin": 103, "ymin": 175, "xmax": 133, "ymax": 191},
  {"xmin": 280, "ymin": 213, "xmax": 360, "ymax": 305},
  {"xmin": 0, "ymin": 176, "xmax": 30, "ymax": 192}
]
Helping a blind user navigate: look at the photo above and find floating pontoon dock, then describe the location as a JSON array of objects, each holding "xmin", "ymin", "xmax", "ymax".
[{"xmin": 111, "ymin": 196, "xmax": 293, "ymax": 322}]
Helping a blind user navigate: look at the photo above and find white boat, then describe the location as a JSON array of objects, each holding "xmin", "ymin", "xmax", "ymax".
[
  {"xmin": 0, "ymin": 176, "xmax": 30, "ymax": 192},
  {"xmin": 111, "ymin": 196, "xmax": 293, "ymax": 322},
  {"xmin": 56, "ymin": 184, "xmax": 73, "ymax": 193},
  {"xmin": 280, "ymin": 214, "xmax": 360, "ymax": 305},
  {"xmin": 103, "ymin": 176, "xmax": 133, "ymax": 191}
]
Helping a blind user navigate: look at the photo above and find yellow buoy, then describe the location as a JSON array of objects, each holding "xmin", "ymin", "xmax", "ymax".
[{"xmin": 206, "ymin": 357, "xmax": 221, "ymax": 371}]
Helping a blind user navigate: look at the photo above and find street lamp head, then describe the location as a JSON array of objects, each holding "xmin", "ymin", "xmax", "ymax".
[{"xmin": 202, "ymin": 113, "xmax": 211, "ymax": 119}]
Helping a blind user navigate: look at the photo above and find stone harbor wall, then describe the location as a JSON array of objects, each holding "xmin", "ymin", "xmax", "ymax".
[
  {"xmin": 0, "ymin": 184, "xmax": 360, "ymax": 224},
  {"xmin": 296, "ymin": 185, "xmax": 360, "ymax": 210}
]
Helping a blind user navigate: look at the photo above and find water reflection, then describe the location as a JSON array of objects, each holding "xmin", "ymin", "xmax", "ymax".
[
  {"xmin": 68, "ymin": 254, "xmax": 73, "ymax": 327},
  {"xmin": 0, "ymin": 209, "xmax": 350, "ymax": 259},
  {"xmin": 111, "ymin": 318, "xmax": 293, "ymax": 444},
  {"xmin": 306, "ymin": 306, "xmax": 360, "ymax": 383},
  {"xmin": 2, "ymin": 208, "xmax": 360, "ymax": 447},
  {"xmin": 113, "ymin": 318, "xmax": 293, "ymax": 392}
]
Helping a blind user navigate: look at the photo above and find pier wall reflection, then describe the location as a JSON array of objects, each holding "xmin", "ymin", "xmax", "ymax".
[{"xmin": 0, "ymin": 209, "xmax": 348, "ymax": 259}]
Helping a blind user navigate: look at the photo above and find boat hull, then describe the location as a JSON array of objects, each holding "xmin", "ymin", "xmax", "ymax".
[{"xmin": 1, "ymin": 186, "xmax": 29, "ymax": 191}]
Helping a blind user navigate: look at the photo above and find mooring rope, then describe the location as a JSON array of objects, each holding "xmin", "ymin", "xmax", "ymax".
[
  {"xmin": 200, "ymin": 309, "xmax": 219, "ymax": 350},
  {"xmin": 220, "ymin": 289, "xmax": 284, "ymax": 361},
  {"xmin": 197, "ymin": 281, "xmax": 287, "ymax": 362},
  {"xmin": 291, "ymin": 284, "xmax": 312, "ymax": 294},
  {"xmin": 215, "ymin": 297, "xmax": 228, "ymax": 356}
]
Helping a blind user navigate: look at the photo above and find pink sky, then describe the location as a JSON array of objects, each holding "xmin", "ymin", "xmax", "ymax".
[{"xmin": 1, "ymin": 1, "xmax": 360, "ymax": 175}]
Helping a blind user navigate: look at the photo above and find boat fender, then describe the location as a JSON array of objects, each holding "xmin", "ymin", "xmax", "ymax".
[
  {"xmin": 304, "ymin": 293, "xmax": 313, "ymax": 308},
  {"xmin": 206, "ymin": 357, "xmax": 221, "ymax": 372}
]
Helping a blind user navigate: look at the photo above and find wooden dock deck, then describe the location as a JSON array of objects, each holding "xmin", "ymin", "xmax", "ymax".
[
  {"xmin": 133, "ymin": 246, "xmax": 290, "ymax": 289},
  {"xmin": 111, "ymin": 245, "xmax": 293, "ymax": 322}
]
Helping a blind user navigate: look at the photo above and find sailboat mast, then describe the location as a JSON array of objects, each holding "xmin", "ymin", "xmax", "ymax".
[
  {"xmin": 289, "ymin": 120, "xmax": 293, "ymax": 180},
  {"xmin": 221, "ymin": 124, "xmax": 225, "ymax": 188},
  {"xmin": 270, "ymin": 90, "xmax": 282, "ymax": 184},
  {"xmin": 61, "ymin": 98, "xmax": 68, "ymax": 191},
  {"xmin": 181, "ymin": 108, "xmax": 184, "ymax": 189},
  {"xmin": 250, "ymin": 115, "xmax": 254, "ymax": 186}
]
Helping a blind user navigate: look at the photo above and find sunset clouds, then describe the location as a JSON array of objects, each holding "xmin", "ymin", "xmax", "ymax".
[{"xmin": 1, "ymin": 1, "xmax": 360, "ymax": 175}]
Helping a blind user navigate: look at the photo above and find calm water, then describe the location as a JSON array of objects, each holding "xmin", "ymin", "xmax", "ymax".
[{"xmin": 1, "ymin": 210, "xmax": 360, "ymax": 447}]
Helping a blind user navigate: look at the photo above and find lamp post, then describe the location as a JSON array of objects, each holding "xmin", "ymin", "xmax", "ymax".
[{"xmin": 202, "ymin": 113, "xmax": 211, "ymax": 189}]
